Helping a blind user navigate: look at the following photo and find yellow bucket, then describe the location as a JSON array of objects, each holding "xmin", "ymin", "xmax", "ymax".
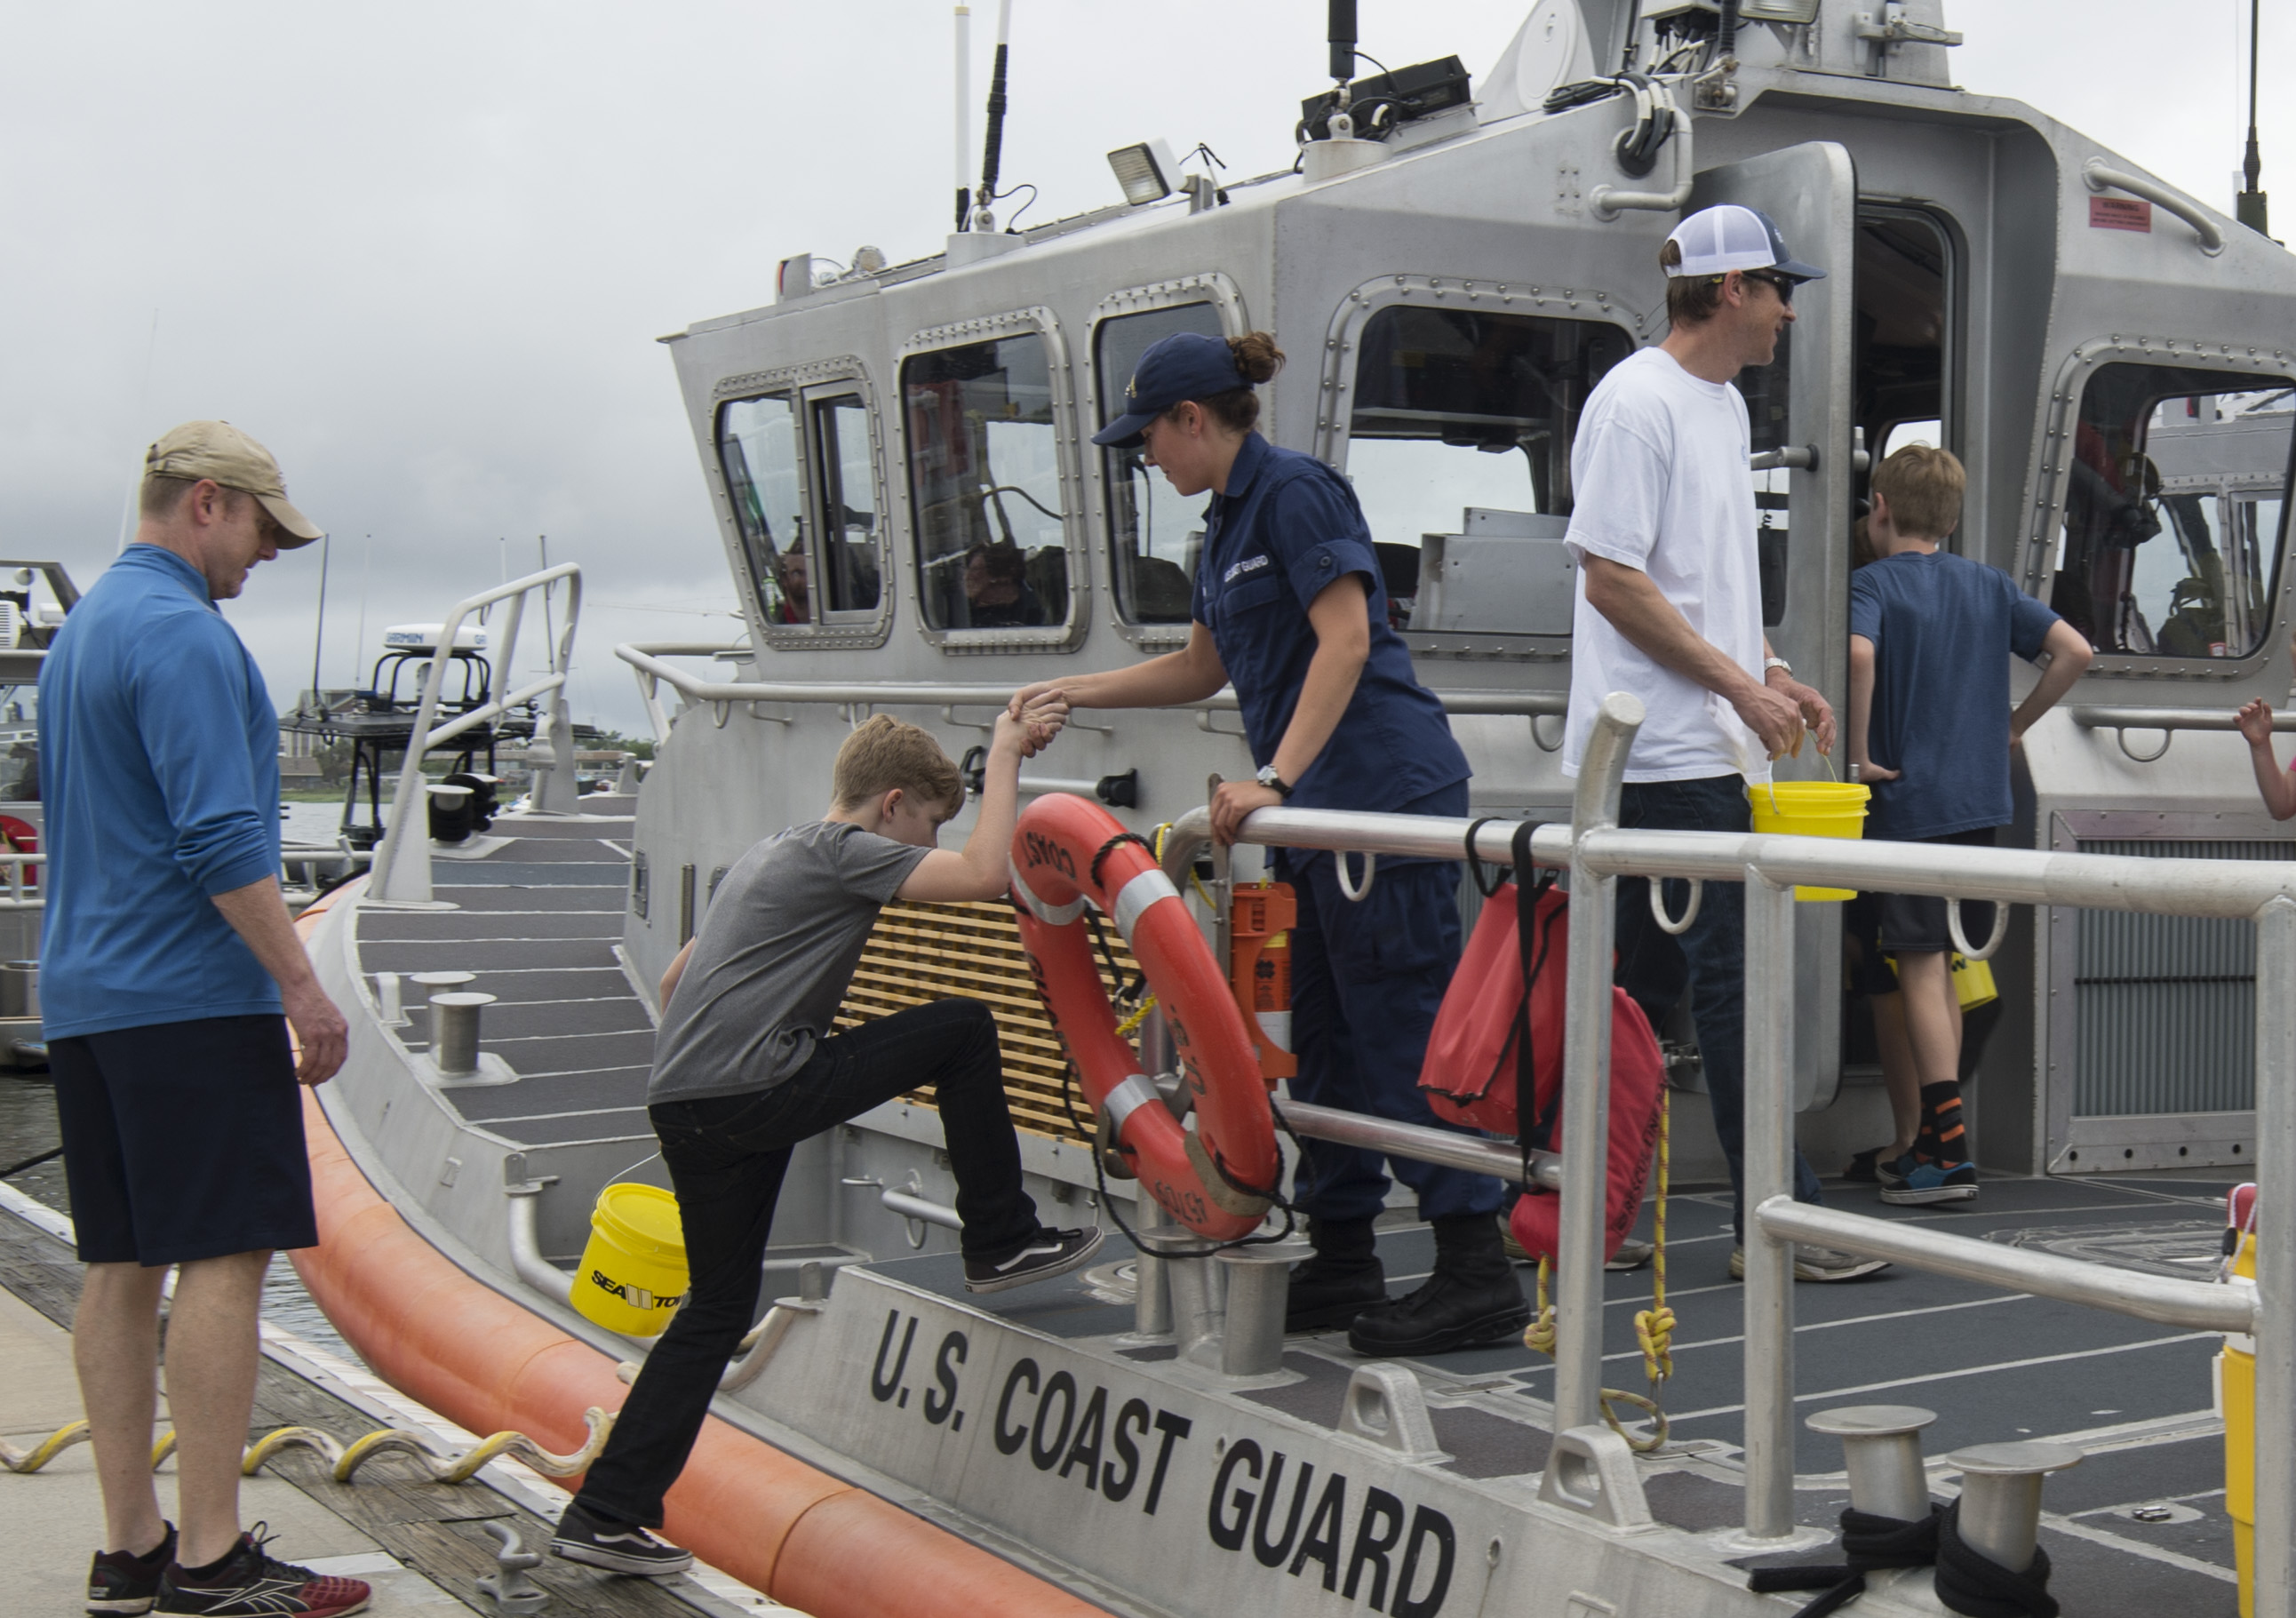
[
  {"xmin": 1747, "ymin": 780, "xmax": 1871, "ymax": 901},
  {"xmin": 2224, "ymin": 1200, "xmax": 2259, "ymax": 1617},
  {"xmin": 573, "ymin": 1183, "xmax": 689, "ymax": 1337}
]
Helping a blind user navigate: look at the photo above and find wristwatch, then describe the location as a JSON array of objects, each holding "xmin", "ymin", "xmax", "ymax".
[
  {"xmin": 1255, "ymin": 765, "xmax": 1295, "ymax": 799},
  {"xmin": 1762, "ymin": 657, "xmax": 1794, "ymax": 678}
]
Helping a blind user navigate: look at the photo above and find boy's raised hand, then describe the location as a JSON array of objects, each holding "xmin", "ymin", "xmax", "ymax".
[{"xmin": 2238, "ymin": 697, "xmax": 2276, "ymax": 747}]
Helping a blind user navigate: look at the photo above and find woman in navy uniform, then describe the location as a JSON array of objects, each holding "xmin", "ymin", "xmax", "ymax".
[{"xmin": 1011, "ymin": 331, "xmax": 1527, "ymax": 1355}]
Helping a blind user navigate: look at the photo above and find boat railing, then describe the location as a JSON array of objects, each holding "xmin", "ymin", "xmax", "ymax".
[
  {"xmin": 367, "ymin": 564, "xmax": 583, "ymax": 906},
  {"xmin": 1192, "ymin": 691, "xmax": 2295, "ymax": 1617},
  {"xmin": 0, "ymin": 850, "xmax": 42, "ymax": 911},
  {"xmin": 611, "ymin": 639, "xmax": 1568, "ymax": 745},
  {"xmin": 2069, "ymin": 702, "xmax": 2295, "ymax": 762}
]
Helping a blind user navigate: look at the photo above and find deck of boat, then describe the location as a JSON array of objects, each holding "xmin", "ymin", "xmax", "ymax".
[{"xmin": 341, "ymin": 812, "xmax": 2245, "ymax": 1615}]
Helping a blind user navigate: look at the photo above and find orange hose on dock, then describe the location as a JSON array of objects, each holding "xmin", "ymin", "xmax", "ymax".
[{"xmin": 288, "ymin": 891, "xmax": 1105, "ymax": 1617}]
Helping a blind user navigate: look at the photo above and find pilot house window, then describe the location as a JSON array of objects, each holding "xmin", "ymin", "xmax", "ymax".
[
  {"xmin": 901, "ymin": 331, "xmax": 1072, "ymax": 632},
  {"xmin": 1096, "ymin": 303, "xmax": 1225, "ymax": 624},
  {"xmin": 718, "ymin": 395, "xmax": 805, "ymax": 624},
  {"xmin": 2049, "ymin": 365, "xmax": 2294, "ymax": 659},
  {"xmin": 1344, "ymin": 306, "xmax": 1631, "ymax": 635}
]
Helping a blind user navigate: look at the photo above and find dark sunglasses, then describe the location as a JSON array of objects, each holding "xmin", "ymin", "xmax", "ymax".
[{"xmin": 1741, "ymin": 269, "xmax": 1798, "ymax": 306}]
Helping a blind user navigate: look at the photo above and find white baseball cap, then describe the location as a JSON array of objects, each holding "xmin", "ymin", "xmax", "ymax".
[{"xmin": 1663, "ymin": 204, "xmax": 1827, "ymax": 282}]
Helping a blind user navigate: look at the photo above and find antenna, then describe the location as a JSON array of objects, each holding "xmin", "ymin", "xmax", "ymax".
[
  {"xmin": 971, "ymin": 0, "xmax": 1013, "ymax": 232},
  {"xmin": 2237, "ymin": 0, "xmax": 2268, "ymax": 235},
  {"xmin": 308, "ymin": 530, "xmax": 331, "ymax": 709},
  {"xmin": 1327, "ymin": 0, "xmax": 1357, "ymax": 105},
  {"xmin": 953, "ymin": 6, "xmax": 972, "ymax": 232}
]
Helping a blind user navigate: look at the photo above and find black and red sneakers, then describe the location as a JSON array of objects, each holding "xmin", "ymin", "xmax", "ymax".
[
  {"xmin": 153, "ymin": 1526, "xmax": 370, "ymax": 1617},
  {"xmin": 86, "ymin": 1523, "xmax": 174, "ymax": 1615}
]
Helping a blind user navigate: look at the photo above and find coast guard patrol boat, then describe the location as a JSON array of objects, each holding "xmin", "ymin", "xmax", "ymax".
[{"xmin": 296, "ymin": 3, "xmax": 2296, "ymax": 1613}]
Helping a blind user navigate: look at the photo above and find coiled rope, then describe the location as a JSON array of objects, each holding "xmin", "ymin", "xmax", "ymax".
[
  {"xmin": 1522, "ymin": 1088, "xmax": 1676, "ymax": 1453},
  {"xmin": 3, "ymin": 1406, "xmax": 614, "ymax": 1486}
]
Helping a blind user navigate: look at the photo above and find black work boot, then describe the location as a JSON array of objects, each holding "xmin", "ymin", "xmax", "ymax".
[
  {"xmin": 1285, "ymin": 1217, "xmax": 1388, "ymax": 1333},
  {"xmin": 1348, "ymin": 1214, "xmax": 1532, "ymax": 1355}
]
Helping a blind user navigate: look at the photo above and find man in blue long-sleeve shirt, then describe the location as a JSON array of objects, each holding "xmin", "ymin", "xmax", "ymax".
[{"xmin": 41, "ymin": 421, "xmax": 371, "ymax": 1618}]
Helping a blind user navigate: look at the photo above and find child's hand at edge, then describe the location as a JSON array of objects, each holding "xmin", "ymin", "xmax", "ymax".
[{"xmin": 2238, "ymin": 697, "xmax": 2276, "ymax": 749}]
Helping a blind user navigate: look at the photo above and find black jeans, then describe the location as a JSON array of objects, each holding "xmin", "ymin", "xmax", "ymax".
[
  {"xmin": 575, "ymin": 997, "xmax": 1040, "ymax": 1527},
  {"xmin": 1612, "ymin": 774, "xmax": 1823, "ymax": 1237}
]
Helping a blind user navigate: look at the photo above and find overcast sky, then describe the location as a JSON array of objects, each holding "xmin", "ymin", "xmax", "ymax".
[{"xmin": 0, "ymin": 1, "xmax": 2282, "ymax": 738}]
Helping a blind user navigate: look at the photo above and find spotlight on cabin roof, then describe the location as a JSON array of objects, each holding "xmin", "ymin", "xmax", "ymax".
[{"xmin": 1107, "ymin": 139, "xmax": 1179, "ymax": 207}]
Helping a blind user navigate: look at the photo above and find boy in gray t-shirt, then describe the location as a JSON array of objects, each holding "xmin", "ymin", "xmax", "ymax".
[{"xmin": 553, "ymin": 702, "xmax": 1097, "ymax": 1573}]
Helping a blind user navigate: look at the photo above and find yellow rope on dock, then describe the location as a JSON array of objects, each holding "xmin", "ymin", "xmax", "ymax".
[
  {"xmin": 1521, "ymin": 1090, "xmax": 1676, "ymax": 1454},
  {"xmin": 4, "ymin": 1407, "xmax": 614, "ymax": 1485}
]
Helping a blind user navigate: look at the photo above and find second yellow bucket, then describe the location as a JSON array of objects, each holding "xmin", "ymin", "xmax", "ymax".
[
  {"xmin": 1747, "ymin": 780, "xmax": 1871, "ymax": 901},
  {"xmin": 573, "ymin": 1182, "xmax": 689, "ymax": 1337}
]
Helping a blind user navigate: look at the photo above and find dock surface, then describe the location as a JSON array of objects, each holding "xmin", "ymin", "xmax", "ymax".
[{"xmin": 0, "ymin": 1185, "xmax": 784, "ymax": 1617}]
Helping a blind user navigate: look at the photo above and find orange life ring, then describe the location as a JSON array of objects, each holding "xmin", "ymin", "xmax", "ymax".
[
  {"xmin": 0, "ymin": 815, "xmax": 36, "ymax": 888},
  {"xmin": 1009, "ymin": 793, "xmax": 1280, "ymax": 1239}
]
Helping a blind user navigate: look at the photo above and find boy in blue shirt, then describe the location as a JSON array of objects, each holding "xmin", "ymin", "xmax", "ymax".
[{"xmin": 1848, "ymin": 446, "xmax": 2093, "ymax": 1204}]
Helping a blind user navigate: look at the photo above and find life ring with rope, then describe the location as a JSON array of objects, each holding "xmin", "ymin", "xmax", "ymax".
[{"xmin": 1009, "ymin": 793, "xmax": 1280, "ymax": 1240}]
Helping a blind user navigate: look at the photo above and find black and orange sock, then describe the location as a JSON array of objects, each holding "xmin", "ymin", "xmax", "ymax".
[{"xmin": 1916, "ymin": 1081, "xmax": 1966, "ymax": 1167}]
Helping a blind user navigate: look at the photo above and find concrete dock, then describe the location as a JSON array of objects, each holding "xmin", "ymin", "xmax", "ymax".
[{"xmin": 0, "ymin": 1184, "xmax": 789, "ymax": 1617}]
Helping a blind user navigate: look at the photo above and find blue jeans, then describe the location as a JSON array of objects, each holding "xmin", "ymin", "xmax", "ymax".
[
  {"xmin": 575, "ymin": 998, "xmax": 1040, "ymax": 1527},
  {"xmin": 1612, "ymin": 774, "xmax": 1823, "ymax": 1237},
  {"xmin": 1280, "ymin": 779, "xmax": 1504, "ymax": 1224}
]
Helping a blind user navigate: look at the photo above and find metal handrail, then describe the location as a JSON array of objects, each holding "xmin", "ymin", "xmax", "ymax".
[
  {"xmin": 614, "ymin": 639, "xmax": 1567, "ymax": 744},
  {"xmin": 2085, "ymin": 158, "xmax": 2226, "ymax": 255},
  {"xmin": 0, "ymin": 850, "xmax": 42, "ymax": 912},
  {"xmin": 2069, "ymin": 704, "xmax": 2292, "ymax": 764},
  {"xmin": 368, "ymin": 565, "xmax": 583, "ymax": 905},
  {"xmin": 1203, "ymin": 696, "xmax": 2296, "ymax": 1610}
]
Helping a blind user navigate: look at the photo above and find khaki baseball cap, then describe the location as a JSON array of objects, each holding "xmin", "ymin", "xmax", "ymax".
[{"xmin": 143, "ymin": 420, "xmax": 323, "ymax": 546}]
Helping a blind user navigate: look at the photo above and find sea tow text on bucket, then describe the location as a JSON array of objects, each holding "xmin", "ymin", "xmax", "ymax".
[{"xmin": 868, "ymin": 1306, "xmax": 1461, "ymax": 1616}]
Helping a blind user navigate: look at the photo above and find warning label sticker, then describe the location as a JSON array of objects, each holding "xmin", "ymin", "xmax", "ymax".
[{"xmin": 2091, "ymin": 195, "xmax": 2153, "ymax": 233}]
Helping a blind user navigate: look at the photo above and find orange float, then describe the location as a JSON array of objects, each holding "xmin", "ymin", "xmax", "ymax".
[
  {"xmin": 288, "ymin": 887, "xmax": 1101, "ymax": 1618},
  {"xmin": 1009, "ymin": 793, "xmax": 1280, "ymax": 1239}
]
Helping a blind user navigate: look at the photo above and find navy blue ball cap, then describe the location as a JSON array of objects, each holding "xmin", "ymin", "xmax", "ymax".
[{"xmin": 1092, "ymin": 331, "xmax": 1250, "ymax": 449}]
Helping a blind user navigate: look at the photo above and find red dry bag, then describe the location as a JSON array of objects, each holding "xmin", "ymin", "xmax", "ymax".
[{"xmin": 1417, "ymin": 822, "xmax": 1666, "ymax": 1263}]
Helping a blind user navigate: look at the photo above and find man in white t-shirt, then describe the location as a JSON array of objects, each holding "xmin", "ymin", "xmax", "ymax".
[{"xmin": 1563, "ymin": 204, "xmax": 1885, "ymax": 1285}]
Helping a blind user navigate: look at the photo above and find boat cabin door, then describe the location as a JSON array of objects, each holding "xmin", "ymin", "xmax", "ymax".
[{"xmin": 1689, "ymin": 142, "xmax": 1861, "ymax": 1112}]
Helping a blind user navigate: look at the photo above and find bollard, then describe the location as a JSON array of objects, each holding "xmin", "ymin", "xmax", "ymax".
[
  {"xmin": 1808, "ymin": 1405, "xmax": 1938, "ymax": 1523},
  {"xmin": 409, "ymin": 969, "xmax": 475, "ymax": 995},
  {"xmin": 1130, "ymin": 1202, "xmax": 1176, "ymax": 1340},
  {"xmin": 430, "ymin": 992, "xmax": 498, "ymax": 1077},
  {"xmin": 0, "ymin": 960, "xmax": 36, "ymax": 1018},
  {"xmin": 1947, "ymin": 1441, "xmax": 2082, "ymax": 1575},
  {"xmin": 1216, "ymin": 1236, "xmax": 1308, "ymax": 1377},
  {"xmin": 1166, "ymin": 1245, "xmax": 1226, "ymax": 1368}
]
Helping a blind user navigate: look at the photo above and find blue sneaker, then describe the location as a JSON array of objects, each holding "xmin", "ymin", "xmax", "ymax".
[
  {"xmin": 1880, "ymin": 1160, "xmax": 1978, "ymax": 1206},
  {"xmin": 1874, "ymin": 1152, "xmax": 1916, "ymax": 1192}
]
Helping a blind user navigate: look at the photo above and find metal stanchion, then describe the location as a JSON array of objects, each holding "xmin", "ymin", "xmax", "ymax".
[
  {"xmin": 1742, "ymin": 868, "xmax": 1798, "ymax": 1541},
  {"xmin": 2252, "ymin": 897, "xmax": 2296, "ymax": 1618},
  {"xmin": 1551, "ymin": 691, "xmax": 1640, "ymax": 1435}
]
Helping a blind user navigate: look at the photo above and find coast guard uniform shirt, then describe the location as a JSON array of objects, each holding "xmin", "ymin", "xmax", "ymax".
[
  {"xmin": 1190, "ymin": 431, "xmax": 1468, "ymax": 813},
  {"xmin": 37, "ymin": 544, "xmax": 283, "ymax": 1039}
]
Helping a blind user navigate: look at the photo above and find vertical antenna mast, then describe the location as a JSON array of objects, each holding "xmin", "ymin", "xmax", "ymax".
[
  {"xmin": 2237, "ymin": 0, "xmax": 2268, "ymax": 235},
  {"xmin": 1328, "ymin": 0, "xmax": 1357, "ymax": 106},
  {"xmin": 308, "ymin": 530, "xmax": 331, "ymax": 705},
  {"xmin": 972, "ymin": 0, "xmax": 1013, "ymax": 232},
  {"xmin": 953, "ymin": 6, "xmax": 972, "ymax": 232}
]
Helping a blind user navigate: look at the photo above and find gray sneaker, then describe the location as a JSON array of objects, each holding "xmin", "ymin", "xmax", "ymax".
[{"xmin": 1729, "ymin": 1243, "xmax": 1891, "ymax": 1282}]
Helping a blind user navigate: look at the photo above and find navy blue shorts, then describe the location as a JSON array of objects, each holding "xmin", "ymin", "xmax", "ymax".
[{"xmin": 50, "ymin": 1015, "xmax": 317, "ymax": 1266}]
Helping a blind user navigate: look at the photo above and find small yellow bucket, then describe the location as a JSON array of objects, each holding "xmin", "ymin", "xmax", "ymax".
[
  {"xmin": 572, "ymin": 1183, "xmax": 689, "ymax": 1337},
  {"xmin": 1747, "ymin": 780, "xmax": 1871, "ymax": 901}
]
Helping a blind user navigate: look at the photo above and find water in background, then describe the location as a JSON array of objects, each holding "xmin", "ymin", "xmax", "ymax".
[{"xmin": 281, "ymin": 799, "xmax": 348, "ymax": 845}]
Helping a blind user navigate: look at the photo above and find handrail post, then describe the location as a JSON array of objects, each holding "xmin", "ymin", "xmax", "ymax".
[
  {"xmin": 2253, "ymin": 897, "xmax": 2296, "ymax": 1618},
  {"xmin": 530, "ymin": 571, "xmax": 585, "ymax": 816},
  {"xmin": 1552, "ymin": 691, "xmax": 1642, "ymax": 1434},
  {"xmin": 1742, "ymin": 866, "xmax": 1799, "ymax": 1540}
]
